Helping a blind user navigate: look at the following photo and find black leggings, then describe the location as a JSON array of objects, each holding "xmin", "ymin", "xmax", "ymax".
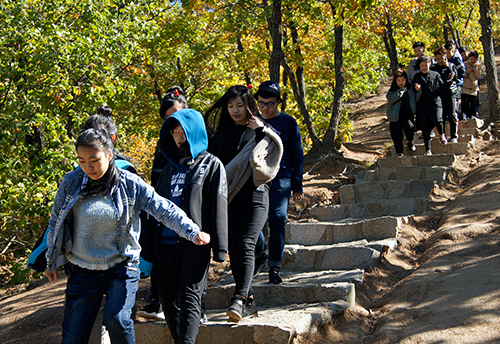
[
  {"xmin": 422, "ymin": 115, "xmax": 444, "ymax": 152},
  {"xmin": 228, "ymin": 183, "xmax": 269, "ymax": 298},
  {"xmin": 390, "ymin": 112, "xmax": 414, "ymax": 155},
  {"xmin": 442, "ymin": 95, "xmax": 458, "ymax": 139}
]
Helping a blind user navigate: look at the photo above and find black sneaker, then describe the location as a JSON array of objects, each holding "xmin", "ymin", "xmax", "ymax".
[
  {"xmin": 269, "ymin": 267, "xmax": 283, "ymax": 284},
  {"xmin": 136, "ymin": 302, "xmax": 165, "ymax": 320},
  {"xmin": 242, "ymin": 296, "xmax": 258, "ymax": 318},
  {"xmin": 227, "ymin": 296, "xmax": 245, "ymax": 323}
]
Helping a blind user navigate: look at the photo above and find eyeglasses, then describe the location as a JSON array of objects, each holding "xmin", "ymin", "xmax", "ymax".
[
  {"xmin": 258, "ymin": 101, "xmax": 276, "ymax": 109},
  {"xmin": 170, "ymin": 128, "xmax": 185, "ymax": 138}
]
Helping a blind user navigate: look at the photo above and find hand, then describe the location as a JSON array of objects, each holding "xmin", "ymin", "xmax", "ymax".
[
  {"xmin": 403, "ymin": 87, "xmax": 408, "ymax": 92},
  {"xmin": 194, "ymin": 232, "xmax": 210, "ymax": 245},
  {"xmin": 448, "ymin": 73, "xmax": 455, "ymax": 82},
  {"xmin": 414, "ymin": 83, "xmax": 421, "ymax": 91},
  {"xmin": 45, "ymin": 268, "xmax": 58, "ymax": 282},
  {"xmin": 293, "ymin": 192, "xmax": 304, "ymax": 202},
  {"xmin": 247, "ymin": 115, "xmax": 264, "ymax": 130}
]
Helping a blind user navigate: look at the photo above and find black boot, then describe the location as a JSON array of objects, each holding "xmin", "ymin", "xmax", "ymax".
[{"xmin": 269, "ymin": 267, "xmax": 283, "ymax": 284}]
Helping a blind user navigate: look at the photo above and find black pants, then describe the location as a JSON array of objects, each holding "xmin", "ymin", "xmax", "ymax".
[
  {"xmin": 157, "ymin": 243, "xmax": 211, "ymax": 344},
  {"xmin": 442, "ymin": 95, "xmax": 458, "ymax": 139},
  {"xmin": 423, "ymin": 115, "xmax": 444, "ymax": 152},
  {"xmin": 389, "ymin": 112, "xmax": 414, "ymax": 155},
  {"xmin": 228, "ymin": 183, "xmax": 269, "ymax": 298},
  {"xmin": 461, "ymin": 93, "xmax": 479, "ymax": 119}
]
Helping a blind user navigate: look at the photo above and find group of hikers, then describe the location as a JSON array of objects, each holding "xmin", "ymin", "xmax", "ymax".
[
  {"xmin": 387, "ymin": 39, "xmax": 483, "ymax": 156},
  {"xmin": 28, "ymin": 80, "xmax": 304, "ymax": 344}
]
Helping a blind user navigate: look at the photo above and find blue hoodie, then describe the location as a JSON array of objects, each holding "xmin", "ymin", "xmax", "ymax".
[{"xmin": 158, "ymin": 109, "xmax": 209, "ymax": 244}]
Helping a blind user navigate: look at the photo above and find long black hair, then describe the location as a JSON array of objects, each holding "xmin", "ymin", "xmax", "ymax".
[
  {"xmin": 159, "ymin": 86, "xmax": 188, "ymax": 119},
  {"xmin": 76, "ymin": 128, "xmax": 119, "ymax": 198},
  {"xmin": 389, "ymin": 69, "xmax": 410, "ymax": 92},
  {"xmin": 204, "ymin": 85, "xmax": 259, "ymax": 138}
]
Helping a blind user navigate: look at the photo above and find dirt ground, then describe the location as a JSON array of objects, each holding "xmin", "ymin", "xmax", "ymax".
[{"xmin": 2, "ymin": 59, "xmax": 500, "ymax": 343}]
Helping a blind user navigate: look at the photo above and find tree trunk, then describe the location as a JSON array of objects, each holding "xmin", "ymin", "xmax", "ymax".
[
  {"xmin": 478, "ymin": 0, "xmax": 500, "ymax": 128},
  {"xmin": 237, "ymin": 36, "xmax": 252, "ymax": 86},
  {"xmin": 268, "ymin": 0, "xmax": 282, "ymax": 82},
  {"xmin": 383, "ymin": 14, "xmax": 399, "ymax": 75},
  {"xmin": 322, "ymin": 19, "xmax": 344, "ymax": 153}
]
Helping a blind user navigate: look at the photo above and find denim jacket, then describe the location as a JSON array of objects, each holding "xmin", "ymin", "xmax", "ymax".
[{"xmin": 46, "ymin": 168, "xmax": 200, "ymax": 272}]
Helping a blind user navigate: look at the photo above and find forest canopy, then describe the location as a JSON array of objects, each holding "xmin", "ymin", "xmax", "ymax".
[{"xmin": 0, "ymin": 0, "xmax": 498, "ymax": 281}]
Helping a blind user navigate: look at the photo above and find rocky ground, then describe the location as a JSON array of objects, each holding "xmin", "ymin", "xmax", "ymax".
[{"xmin": 1, "ymin": 57, "xmax": 500, "ymax": 343}]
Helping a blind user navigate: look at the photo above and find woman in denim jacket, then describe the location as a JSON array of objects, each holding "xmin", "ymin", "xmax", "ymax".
[{"xmin": 44, "ymin": 127, "xmax": 209, "ymax": 344}]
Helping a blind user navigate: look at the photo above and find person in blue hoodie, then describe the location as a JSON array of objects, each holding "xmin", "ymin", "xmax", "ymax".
[{"xmin": 154, "ymin": 109, "xmax": 228, "ymax": 344}]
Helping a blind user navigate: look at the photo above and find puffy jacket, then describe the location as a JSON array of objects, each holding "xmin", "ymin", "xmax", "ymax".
[
  {"xmin": 386, "ymin": 88, "xmax": 417, "ymax": 122},
  {"xmin": 462, "ymin": 60, "xmax": 482, "ymax": 96}
]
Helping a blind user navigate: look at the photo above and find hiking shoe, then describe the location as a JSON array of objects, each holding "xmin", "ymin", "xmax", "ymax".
[
  {"xmin": 200, "ymin": 311, "xmax": 208, "ymax": 324},
  {"xmin": 269, "ymin": 267, "xmax": 283, "ymax": 284},
  {"xmin": 136, "ymin": 302, "xmax": 165, "ymax": 320},
  {"xmin": 227, "ymin": 296, "xmax": 245, "ymax": 323},
  {"xmin": 253, "ymin": 251, "xmax": 268, "ymax": 277},
  {"xmin": 242, "ymin": 296, "xmax": 258, "ymax": 318}
]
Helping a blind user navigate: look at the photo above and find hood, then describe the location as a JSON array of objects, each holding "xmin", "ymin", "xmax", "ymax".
[{"xmin": 159, "ymin": 109, "xmax": 208, "ymax": 165}]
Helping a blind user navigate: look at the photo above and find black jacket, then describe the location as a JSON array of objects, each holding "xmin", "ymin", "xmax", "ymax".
[{"xmin": 156, "ymin": 151, "xmax": 228, "ymax": 262}]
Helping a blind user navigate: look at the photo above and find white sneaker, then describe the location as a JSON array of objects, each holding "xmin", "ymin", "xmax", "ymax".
[
  {"xmin": 425, "ymin": 150, "xmax": 432, "ymax": 156},
  {"xmin": 450, "ymin": 138, "xmax": 459, "ymax": 143}
]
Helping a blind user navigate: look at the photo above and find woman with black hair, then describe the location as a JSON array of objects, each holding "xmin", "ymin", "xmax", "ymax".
[
  {"xmin": 204, "ymin": 85, "xmax": 282, "ymax": 322},
  {"xmin": 413, "ymin": 55, "xmax": 445, "ymax": 155},
  {"xmin": 44, "ymin": 127, "xmax": 209, "ymax": 344},
  {"xmin": 386, "ymin": 69, "xmax": 417, "ymax": 156}
]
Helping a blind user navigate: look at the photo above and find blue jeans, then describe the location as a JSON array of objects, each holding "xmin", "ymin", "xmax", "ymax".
[
  {"xmin": 62, "ymin": 261, "xmax": 140, "ymax": 344},
  {"xmin": 268, "ymin": 178, "xmax": 292, "ymax": 268}
]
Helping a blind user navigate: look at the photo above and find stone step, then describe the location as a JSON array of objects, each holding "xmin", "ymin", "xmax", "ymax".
[
  {"xmin": 206, "ymin": 269, "xmax": 360, "ymax": 309},
  {"xmin": 282, "ymin": 243, "xmax": 381, "ymax": 272},
  {"xmin": 135, "ymin": 301, "xmax": 351, "ymax": 344},
  {"xmin": 376, "ymin": 154, "xmax": 456, "ymax": 168},
  {"xmin": 356, "ymin": 166, "xmax": 450, "ymax": 184},
  {"xmin": 410, "ymin": 140, "xmax": 470, "ymax": 155},
  {"xmin": 310, "ymin": 197, "xmax": 427, "ymax": 221},
  {"xmin": 286, "ymin": 216, "xmax": 404, "ymax": 245},
  {"xmin": 339, "ymin": 180, "xmax": 435, "ymax": 204},
  {"xmin": 459, "ymin": 117, "xmax": 484, "ymax": 129}
]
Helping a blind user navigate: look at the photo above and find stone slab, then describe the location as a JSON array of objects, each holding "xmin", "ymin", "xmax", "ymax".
[
  {"xmin": 410, "ymin": 140, "xmax": 470, "ymax": 155},
  {"xmin": 135, "ymin": 301, "xmax": 352, "ymax": 344},
  {"xmin": 340, "ymin": 180, "xmax": 434, "ymax": 204},
  {"xmin": 377, "ymin": 154, "xmax": 456, "ymax": 168},
  {"xmin": 366, "ymin": 238, "xmax": 399, "ymax": 253},
  {"xmin": 206, "ymin": 271, "xmax": 358, "ymax": 309},
  {"xmin": 310, "ymin": 198, "xmax": 428, "ymax": 221},
  {"xmin": 282, "ymin": 244, "xmax": 380, "ymax": 272},
  {"xmin": 356, "ymin": 166, "xmax": 449, "ymax": 184},
  {"xmin": 286, "ymin": 216, "xmax": 401, "ymax": 245}
]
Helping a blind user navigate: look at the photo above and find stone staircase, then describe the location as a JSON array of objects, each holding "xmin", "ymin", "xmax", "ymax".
[{"xmin": 132, "ymin": 118, "xmax": 482, "ymax": 344}]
